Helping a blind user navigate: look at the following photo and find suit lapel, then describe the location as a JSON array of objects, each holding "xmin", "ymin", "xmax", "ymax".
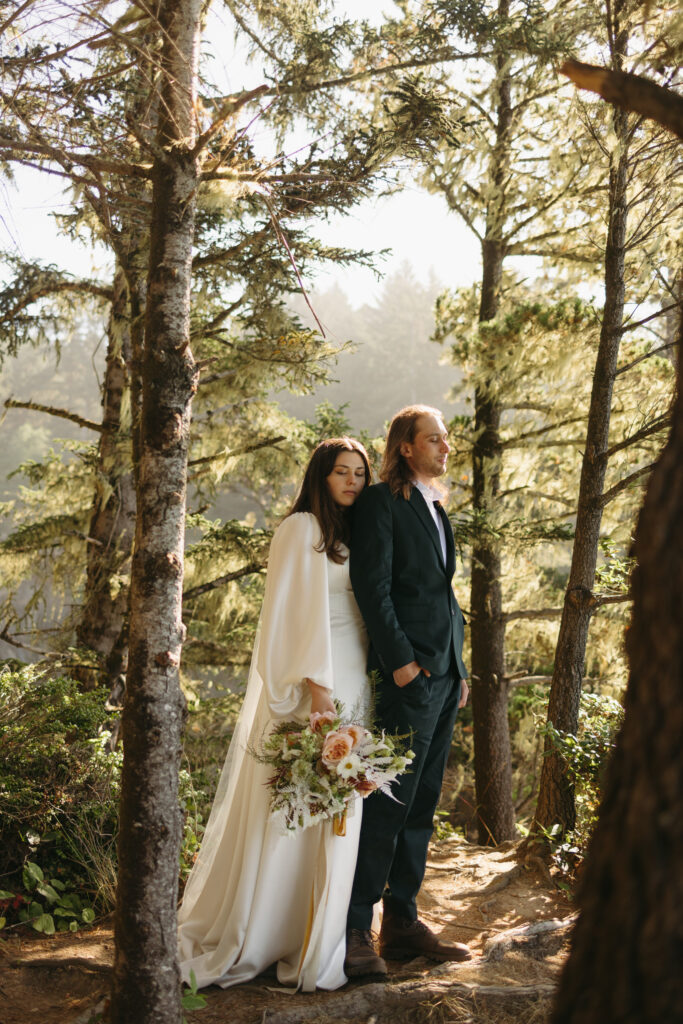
[
  {"xmin": 435, "ymin": 500, "xmax": 456, "ymax": 577},
  {"xmin": 408, "ymin": 488, "xmax": 449, "ymax": 574}
]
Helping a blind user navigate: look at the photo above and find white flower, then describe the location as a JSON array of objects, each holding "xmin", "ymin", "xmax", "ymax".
[{"xmin": 336, "ymin": 753, "xmax": 362, "ymax": 780}]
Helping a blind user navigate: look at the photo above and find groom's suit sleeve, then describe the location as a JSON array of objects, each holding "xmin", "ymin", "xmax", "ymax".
[{"xmin": 350, "ymin": 485, "xmax": 414, "ymax": 674}]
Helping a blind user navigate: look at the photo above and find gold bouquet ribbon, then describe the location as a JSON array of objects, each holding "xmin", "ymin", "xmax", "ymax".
[{"xmin": 333, "ymin": 808, "xmax": 347, "ymax": 836}]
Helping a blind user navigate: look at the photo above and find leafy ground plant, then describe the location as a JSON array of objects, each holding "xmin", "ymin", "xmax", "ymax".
[
  {"xmin": 0, "ymin": 860, "xmax": 95, "ymax": 934},
  {"xmin": 0, "ymin": 664, "xmax": 120, "ymax": 922}
]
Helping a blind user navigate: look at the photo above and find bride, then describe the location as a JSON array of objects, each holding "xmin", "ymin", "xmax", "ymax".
[{"xmin": 178, "ymin": 437, "xmax": 372, "ymax": 992}]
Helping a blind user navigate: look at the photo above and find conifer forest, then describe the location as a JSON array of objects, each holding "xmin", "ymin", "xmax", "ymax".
[{"xmin": 0, "ymin": 2, "xmax": 681, "ymax": 1023}]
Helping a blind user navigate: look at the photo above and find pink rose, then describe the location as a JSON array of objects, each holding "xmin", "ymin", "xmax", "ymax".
[
  {"xmin": 309, "ymin": 710, "xmax": 337, "ymax": 733},
  {"xmin": 339, "ymin": 724, "xmax": 372, "ymax": 749},
  {"xmin": 321, "ymin": 730, "xmax": 354, "ymax": 766}
]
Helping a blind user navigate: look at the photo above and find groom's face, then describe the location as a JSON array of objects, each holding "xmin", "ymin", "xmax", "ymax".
[{"xmin": 400, "ymin": 414, "xmax": 450, "ymax": 482}]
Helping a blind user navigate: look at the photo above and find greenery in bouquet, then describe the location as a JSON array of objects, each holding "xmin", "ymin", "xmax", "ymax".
[{"xmin": 256, "ymin": 699, "xmax": 414, "ymax": 833}]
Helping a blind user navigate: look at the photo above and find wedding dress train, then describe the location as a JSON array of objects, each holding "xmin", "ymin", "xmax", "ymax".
[{"xmin": 177, "ymin": 513, "xmax": 369, "ymax": 991}]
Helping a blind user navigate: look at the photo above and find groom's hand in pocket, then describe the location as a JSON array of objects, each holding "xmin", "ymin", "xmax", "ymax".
[{"xmin": 393, "ymin": 661, "xmax": 431, "ymax": 688}]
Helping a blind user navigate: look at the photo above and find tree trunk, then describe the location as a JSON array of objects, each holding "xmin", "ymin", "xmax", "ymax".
[
  {"xmin": 469, "ymin": 0, "xmax": 515, "ymax": 844},
  {"xmin": 110, "ymin": 1, "xmax": 202, "ymax": 1021},
  {"xmin": 550, "ymin": 276, "xmax": 683, "ymax": 1024},
  {"xmin": 534, "ymin": 24, "xmax": 631, "ymax": 837},
  {"xmin": 76, "ymin": 264, "xmax": 136, "ymax": 680}
]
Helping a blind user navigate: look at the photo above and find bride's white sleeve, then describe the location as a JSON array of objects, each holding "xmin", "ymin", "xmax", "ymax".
[{"xmin": 256, "ymin": 512, "xmax": 333, "ymax": 719}]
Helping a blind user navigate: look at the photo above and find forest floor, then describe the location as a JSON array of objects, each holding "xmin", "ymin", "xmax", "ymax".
[{"xmin": 0, "ymin": 838, "xmax": 573, "ymax": 1024}]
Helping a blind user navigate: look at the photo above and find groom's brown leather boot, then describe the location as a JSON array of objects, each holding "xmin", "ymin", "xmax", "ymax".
[
  {"xmin": 344, "ymin": 929, "xmax": 388, "ymax": 978},
  {"xmin": 379, "ymin": 911, "xmax": 471, "ymax": 962}
]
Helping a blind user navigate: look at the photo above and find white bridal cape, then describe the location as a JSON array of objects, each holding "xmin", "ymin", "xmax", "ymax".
[{"xmin": 177, "ymin": 513, "xmax": 369, "ymax": 991}]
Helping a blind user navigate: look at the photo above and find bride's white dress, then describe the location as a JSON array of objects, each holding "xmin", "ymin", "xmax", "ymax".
[{"xmin": 177, "ymin": 512, "xmax": 369, "ymax": 991}]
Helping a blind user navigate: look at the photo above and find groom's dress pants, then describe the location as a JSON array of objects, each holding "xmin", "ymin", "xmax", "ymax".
[{"xmin": 347, "ymin": 663, "xmax": 461, "ymax": 930}]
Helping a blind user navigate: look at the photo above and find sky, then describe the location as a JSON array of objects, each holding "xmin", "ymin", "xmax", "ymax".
[
  {"xmin": 2, "ymin": 167, "xmax": 481, "ymax": 309},
  {"xmin": 0, "ymin": 0, "xmax": 482, "ymax": 309}
]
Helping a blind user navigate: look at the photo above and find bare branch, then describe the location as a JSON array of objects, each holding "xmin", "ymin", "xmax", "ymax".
[
  {"xmin": 592, "ymin": 592, "xmax": 631, "ymax": 608},
  {"xmin": 193, "ymin": 85, "xmax": 270, "ymax": 159},
  {"xmin": 502, "ymin": 607, "xmax": 563, "ymax": 623},
  {"xmin": 187, "ymin": 435, "xmax": 286, "ymax": 469},
  {"xmin": 183, "ymin": 562, "xmax": 266, "ymax": 603},
  {"xmin": 602, "ymin": 414, "xmax": 671, "ymax": 461},
  {"xmin": 502, "ymin": 416, "xmax": 586, "ymax": 449},
  {"xmin": 4, "ymin": 399, "xmax": 104, "ymax": 433},
  {"xmin": 599, "ymin": 462, "xmax": 656, "ymax": 507}
]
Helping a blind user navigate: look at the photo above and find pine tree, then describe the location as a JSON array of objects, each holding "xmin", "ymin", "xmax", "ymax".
[
  {"xmin": 550, "ymin": 61, "xmax": 683, "ymax": 1023},
  {"xmin": 533, "ymin": 0, "xmax": 681, "ymax": 838}
]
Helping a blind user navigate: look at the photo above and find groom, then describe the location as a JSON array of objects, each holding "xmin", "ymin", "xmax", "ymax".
[{"xmin": 345, "ymin": 404, "xmax": 471, "ymax": 976}]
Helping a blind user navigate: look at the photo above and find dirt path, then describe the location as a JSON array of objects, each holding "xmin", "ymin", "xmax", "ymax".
[{"xmin": 0, "ymin": 839, "xmax": 572, "ymax": 1024}]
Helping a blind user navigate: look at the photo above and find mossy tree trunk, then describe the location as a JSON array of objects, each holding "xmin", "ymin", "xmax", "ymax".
[
  {"xmin": 469, "ymin": 0, "xmax": 515, "ymax": 844},
  {"xmin": 76, "ymin": 264, "xmax": 136, "ymax": 682},
  {"xmin": 110, "ymin": 1, "xmax": 202, "ymax": 1021}
]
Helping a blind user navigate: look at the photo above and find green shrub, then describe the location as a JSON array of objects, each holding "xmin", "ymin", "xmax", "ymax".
[
  {"xmin": 544, "ymin": 690, "xmax": 625, "ymax": 864},
  {"xmin": 0, "ymin": 663, "xmax": 245, "ymax": 925},
  {"xmin": 0, "ymin": 664, "xmax": 120, "ymax": 926}
]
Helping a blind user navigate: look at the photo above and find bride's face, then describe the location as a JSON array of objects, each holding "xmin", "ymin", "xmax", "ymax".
[{"xmin": 326, "ymin": 451, "xmax": 366, "ymax": 507}]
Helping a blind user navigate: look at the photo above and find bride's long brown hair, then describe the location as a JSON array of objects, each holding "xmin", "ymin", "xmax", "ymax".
[{"xmin": 288, "ymin": 437, "xmax": 372, "ymax": 563}]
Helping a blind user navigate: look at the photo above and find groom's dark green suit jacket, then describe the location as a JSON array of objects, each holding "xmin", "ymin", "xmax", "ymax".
[{"xmin": 350, "ymin": 482, "xmax": 467, "ymax": 682}]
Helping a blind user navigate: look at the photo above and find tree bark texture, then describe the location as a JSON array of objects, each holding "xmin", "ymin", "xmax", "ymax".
[
  {"xmin": 76, "ymin": 264, "xmax": 136, "ymax": 679},
  {"xmin": 470, "ymin": 0, "xmax": 515, "ymax": 844},
  {"xmin": 550, "ymin": 290, "xmax": 683, "ymax": 1024},
  {"xmin": 110, "ymin": 2, "xmax": 202, "ymax": 1022},
  {"xmin": 534, "ymin": 36, "xmax": 631, "ymax": 836}
]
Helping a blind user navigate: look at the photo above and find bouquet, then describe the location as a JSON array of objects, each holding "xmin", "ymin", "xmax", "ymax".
[{"xmin": 256, "ymin": 702, "xmax": 414, "ymax": 834}]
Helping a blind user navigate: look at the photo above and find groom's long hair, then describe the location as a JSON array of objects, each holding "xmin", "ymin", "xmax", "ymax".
[
  {"xmin": 381, "ymin": 404, "xmax": 443, "ymax": 500},
  {"xmin": 289, "ymin": 437, "xmax": 371, "ymax": 563}
]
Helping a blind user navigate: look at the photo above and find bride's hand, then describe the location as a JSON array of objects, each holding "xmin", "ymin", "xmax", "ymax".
[{"xmin": 305, "ymin": 677, "xmax": 336, "ymax": 717}]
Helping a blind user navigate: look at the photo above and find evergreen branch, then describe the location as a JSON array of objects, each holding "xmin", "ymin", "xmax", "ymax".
[
  {"xmin": 187, "ymin": 435, "xmax": 286, "ymax": 468},
  {"xmin": 0, "ymin": 279, "xmax": 113, "ymax": 320},
  {"xmin": 561, "ymin": 59, "xmax": 683, "ymax": 141},
  {"xmin": 598, "ymin": 462, "xmax": 657, "ymax": 508},
  {"xmin": 499, "ymin": 487, "xmax": 574, "ymax": 508},
  {"xmin": 507, "ymin": 169, "xmax": 583, "ymax": 241},
  {"xmin": 0, "ymin": 0, "xmax": 34, "ymax": 35},
  {"xmin": 506, "ymin": 402, "xmax": 552, "ymax": 412},
  {"xmin": 192, "ymin": 229, "xmax": 269, "ymax": 268},
  {"xmin": 506, "ymin": 247, "xmax": 598, "ymax": 264},
  {"xmin": 601, "ymin": 414, "xmax": 671, "ymax": 461},
  {"xmin": 436, "ymin": 180, "xmax": 483, "ymax": 242},
  {"xmin": 193, "ymin": 85, "xmax": 270, "ymax": 159},
  {"xmin": 191, "ymin": 298, "xmax": 244, "ymax": 339},
  {"xmin": 2, "ymin": 26, "xmax": 115, "ymax": 68},
  {"xmin": 501, "ymin": 416, "xmax": 586, "ymax": 448},
  {"xmin": 261, "ymin": 192, "xmax": 326, "ymax": 337},
  {"xmin": 197, "ymin": 368, "xmax": 238, "ymax": 388},
  {"xmin": 0, "ymin": 133, "xmax": 151, "ymax": 179},
  {"xmin": 224, "ymin": 0, "xmax": 282, "ymax": 64},
  {"xmin": 3, "ymin": 399, "xmax": 104, "ymax": 433},
  {"xmin": 183, "ymin": 562, "xmax": 266, "ymax": 602},
  {"xmin": 615, "ymin": 339, "xmax": 677, "ymax": 376},
  {"xmin": 267, "ymin": 48, "xmax": 484, "ymax": 99}
]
